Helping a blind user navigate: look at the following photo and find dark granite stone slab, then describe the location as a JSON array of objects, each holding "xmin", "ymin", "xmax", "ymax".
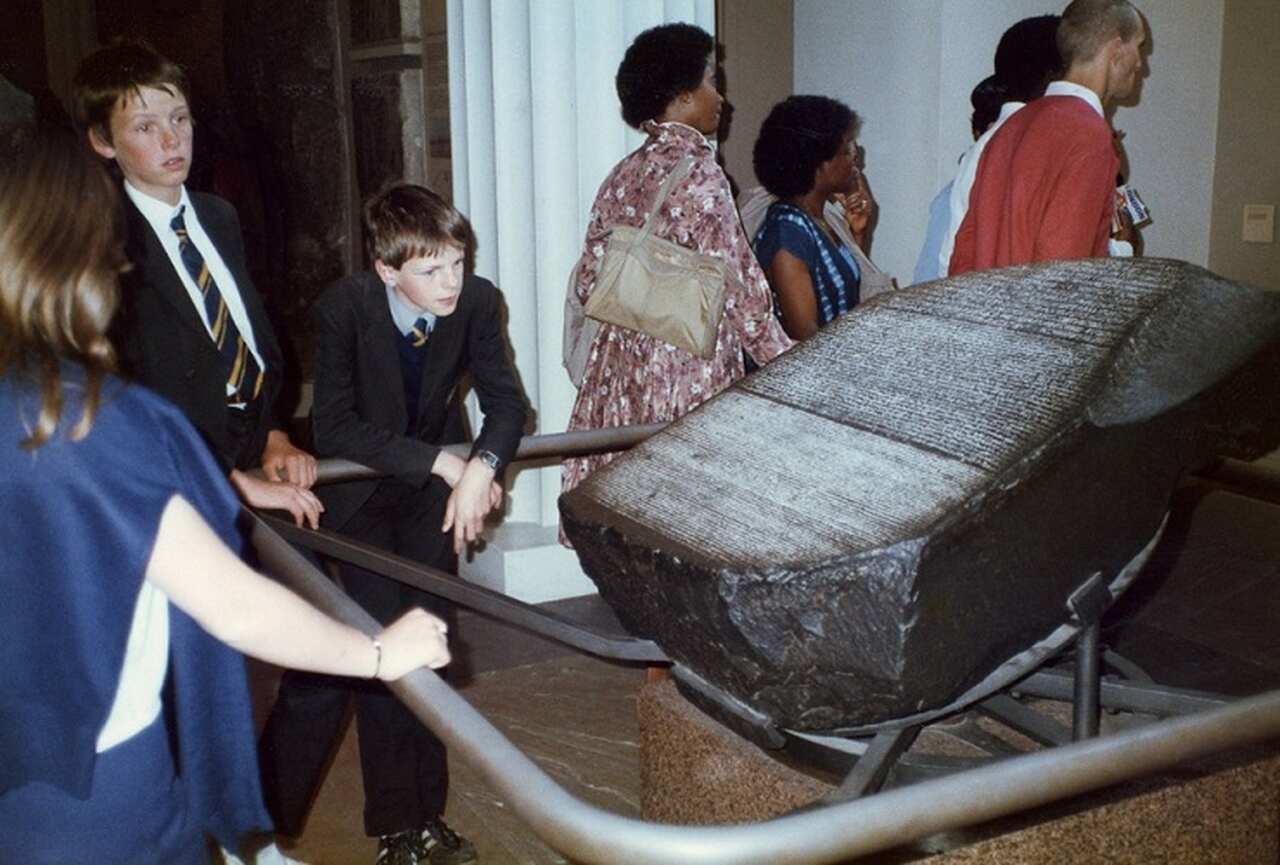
[{"xmin": 561, "ymin": 259, "xmax": 1280, "ymax": 732}]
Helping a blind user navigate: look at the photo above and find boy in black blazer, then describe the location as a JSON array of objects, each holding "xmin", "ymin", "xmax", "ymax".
[
  {"xmin": 259, "ymin": 184, "xmax": 526, "ymax": 865},
  {"xmin": 73, "ymin": 41, "xmax": 321, "ymax": 529}
]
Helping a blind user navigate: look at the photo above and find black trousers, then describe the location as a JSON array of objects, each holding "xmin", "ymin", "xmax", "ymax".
[
  {"xmin": 258, "ymin": 478, "xmax": 456, "ymax": 838},
  {"xmin": 227, "ymin": 398, "xmax": 267, "ymax": 471}
]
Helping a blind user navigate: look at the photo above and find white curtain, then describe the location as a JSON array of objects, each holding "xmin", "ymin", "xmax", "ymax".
[{"xmin": 447, "ymin": 0, "xmax": 715, "ymax": 527}]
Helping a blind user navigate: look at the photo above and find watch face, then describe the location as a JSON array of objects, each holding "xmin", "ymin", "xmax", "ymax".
[{"xmin": 478, "ymin": 450, "xmax": 500, "ymax": 470}]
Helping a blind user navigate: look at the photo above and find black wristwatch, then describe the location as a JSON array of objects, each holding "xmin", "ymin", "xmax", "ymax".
[{"xmin": 474, "ymin": 449, "xmax": 502, "ymax": 472}]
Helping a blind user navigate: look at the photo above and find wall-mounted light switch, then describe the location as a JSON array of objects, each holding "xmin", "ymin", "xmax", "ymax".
[{"xmin": 1243, "ymin": 204, "xmax": 1274, "ymax": 244}]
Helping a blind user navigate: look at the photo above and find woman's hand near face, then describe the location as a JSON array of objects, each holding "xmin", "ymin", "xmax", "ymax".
[{"xmin": 833, "ymin": 170, "xmax": 872, "ymax": 243}]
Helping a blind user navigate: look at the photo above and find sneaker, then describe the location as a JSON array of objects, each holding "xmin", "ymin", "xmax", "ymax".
[
  {"xmin": 222, "ymin": 841, "xmax": 311, "ymax": 865},
  {"xmin": 375, "ymin": 831, "xmax": 420, "ymax": 865},
  {"xmin": 415, "ymin": 817, "xmax": 478, "ymax": 865}
]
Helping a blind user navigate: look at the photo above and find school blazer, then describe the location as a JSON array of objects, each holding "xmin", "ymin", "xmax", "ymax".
[
  {"xmin": 309, "ymin": 270, "xmax": 528, "ymax": 531},
  {"xmin": 113, "ymin": 192, "xmax": 285, "ymax": 472}
]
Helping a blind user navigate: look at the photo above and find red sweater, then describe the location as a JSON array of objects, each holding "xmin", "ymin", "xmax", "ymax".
[{"xmin": 949, "ymin": 95, "xmax": 1118, "ymax": 275}]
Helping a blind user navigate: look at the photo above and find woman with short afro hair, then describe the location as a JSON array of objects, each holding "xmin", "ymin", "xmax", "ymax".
[
  {"xmin": 615, "ymin": 23, "xmax": 716, "ymax": 129},
  {"xmin": 744, "ymin": 95, "xmax": 872, "ymax": 341},
  {"xmin": 561, "ymin": 23, "xmax": 792, "ymax": 507}
]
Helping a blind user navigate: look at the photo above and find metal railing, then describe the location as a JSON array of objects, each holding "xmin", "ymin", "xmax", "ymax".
[
  {"xmin": 262, "ymin": 513, "xmax": 667, "ymax": 663},
  {"xmin": 303, "ymin": 423, "xmax": 667, "ymax": 486},
  {"xmin": 250, "ymin": 512, "xmax": 1280, "ymax": 865}
]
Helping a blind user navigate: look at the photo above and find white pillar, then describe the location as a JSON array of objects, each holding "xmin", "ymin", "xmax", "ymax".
[
  {"xmin": 448, "ymin": 0, "xmax": 714, "ymax": 601},
  {"xmin": 530, "ymin": 0, "xmax": 585, "ymax": 525}
]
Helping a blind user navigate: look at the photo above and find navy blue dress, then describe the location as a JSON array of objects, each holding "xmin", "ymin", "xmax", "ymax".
[{"xmin": 0, "ymin": 369, "xmax": 270, "ymax": 864}]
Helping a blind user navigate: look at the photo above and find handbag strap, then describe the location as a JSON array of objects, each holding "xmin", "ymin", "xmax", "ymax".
[{"xmin": 631, "ymin": 155, "xmax": 697, "ymax": 244}]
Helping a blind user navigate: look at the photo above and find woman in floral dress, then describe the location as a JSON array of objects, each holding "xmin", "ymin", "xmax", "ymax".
[{"xmin": 562, "ymin": 23, "xmax": 792, "ymax": 500}]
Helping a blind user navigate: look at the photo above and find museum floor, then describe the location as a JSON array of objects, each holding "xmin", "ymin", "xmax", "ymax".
[{"xmin": 249, "ymin": 477, "xmax": 1280, "ymax": 865}]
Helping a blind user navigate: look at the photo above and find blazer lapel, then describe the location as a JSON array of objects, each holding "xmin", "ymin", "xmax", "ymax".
[
  {"xmin": 358, "ymin": 278, "xmax": 411, "ymax": 433},
  {"xmin": 125, "ymin": 199, "xmax": 214, "ymax": 344}
]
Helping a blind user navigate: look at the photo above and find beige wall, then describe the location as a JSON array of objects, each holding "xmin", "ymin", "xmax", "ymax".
[
  {"xmin": 717, "ymin": 0, "xmax": 794, "ymax": 195},
  {"xmin": 1209, "ymin": 0, "xmax": 1280, "ymax": 291}
]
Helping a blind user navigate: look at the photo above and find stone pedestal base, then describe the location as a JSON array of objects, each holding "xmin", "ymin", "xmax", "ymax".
[{"xmin": 638, "ymin": 681, "xmax": 1280, "ymax": 863}]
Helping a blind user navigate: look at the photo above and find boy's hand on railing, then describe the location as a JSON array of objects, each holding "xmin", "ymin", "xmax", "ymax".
[
  {"xmin": 260, "ymin": 430, "xmax": 318, "ymax": 488},
  {"xmin": 442, "ymin": 458, "xmax": 499, "ymax": 554}
]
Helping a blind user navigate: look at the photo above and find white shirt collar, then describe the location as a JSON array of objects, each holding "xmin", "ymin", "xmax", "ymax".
[
  {"xmin": 996, "ymin": 101, "xmax": 1026, "ymax": 123},
  {"xmin": 123, "ymin": 180, "xmax": 192, "ymax": 233},
  {"xmin": 385, "ymin": 282, "xmax": 436, "ymax": 337},
  {"xmin": 1044, "ymin": 80, "xmax": 1105, "ymax": 118}
]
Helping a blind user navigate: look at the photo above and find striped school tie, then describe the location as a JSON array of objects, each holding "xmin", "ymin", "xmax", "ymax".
[
  {"xmin": 408, "ymin": 316, "xmax": 431, "ymax": 348},
  {"xmin": 171, "ymin": 206, "xmax": 264, "ymax": 403}
]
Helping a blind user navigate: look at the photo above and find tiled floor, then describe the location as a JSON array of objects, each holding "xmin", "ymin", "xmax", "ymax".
[{"xmin": 253, "ymin": 479, "xmax": 1280, "ymax": 865}]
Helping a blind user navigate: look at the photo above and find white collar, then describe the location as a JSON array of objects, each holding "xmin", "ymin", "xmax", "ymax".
[
  {"xmin": 1044, "ymin": 80, "xmax": 1105, "ymax": 118},
  {"xmin": 385, "ymin": 282, "xmax": 436, "ymax": 337},
  {"xmin": 124, "ymin": 180, "xmax": 192, "ymax": 230},
  {"xmin": 996, "ymin": 101, "xmax": 1026, "ymax": 123}
]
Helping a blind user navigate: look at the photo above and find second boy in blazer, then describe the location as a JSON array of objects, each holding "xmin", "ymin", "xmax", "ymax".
[{"xmin": 259, "ymin": 184, "xmax": 526, "ymax": 865}]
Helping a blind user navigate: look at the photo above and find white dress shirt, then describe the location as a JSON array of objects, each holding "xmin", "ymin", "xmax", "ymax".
[
  {"xmin": 938, "ymin": 100, "xmax": 1026, "ymax": 278},
  {"xmin": 124, "ymin": 182, "xmax": 267, "ymax": 395}
]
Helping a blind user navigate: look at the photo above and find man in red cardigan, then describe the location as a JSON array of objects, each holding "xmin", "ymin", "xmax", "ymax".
[{"xmin": 949, "ymin": 0, "xmax": 1147, "ymax": 276}]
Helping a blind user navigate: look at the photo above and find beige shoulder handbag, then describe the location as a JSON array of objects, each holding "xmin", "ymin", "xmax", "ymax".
[
  {"xmin": 583, "ymin": 157, "xmax": 727, "ymax": 359},
  {"xmin": 562, "ymin": 259, "xmax": 597, "ymax": 388}
]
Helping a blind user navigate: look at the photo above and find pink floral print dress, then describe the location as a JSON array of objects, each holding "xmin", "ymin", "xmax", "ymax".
[{"xmin": 562, "ymin": 121, "xmax": 793, "ymax": 501}]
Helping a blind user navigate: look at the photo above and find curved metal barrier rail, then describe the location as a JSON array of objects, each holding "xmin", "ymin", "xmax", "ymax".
[
  {"xmin": 1195, "ymin": 456, "xmax": 1280, "ymax": 505},
  {"xmin": 304, "ymin": 423, "xmax": 668, "ymax": 486},
  {"xmin": 260, "ymin": 512, "xmax": 667, "ymax": 663},
  {"xmin": 250, "ymin": 512, "xmax": 1280, "ymax": 865},
  {"xmin": 262, "ymin": 423, "xmax": 674, "ymax": 664}
]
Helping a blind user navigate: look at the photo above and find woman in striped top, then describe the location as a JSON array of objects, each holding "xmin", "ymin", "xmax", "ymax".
[{"xmin": 750, "ymin": 95, "xmax": 870, "ymax": 341}]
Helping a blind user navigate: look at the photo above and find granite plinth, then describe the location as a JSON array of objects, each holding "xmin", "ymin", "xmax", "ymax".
[
  {"xmin": 639, "ymin": 680, "xmax": 1280, "ymax": 863},
  {"xmin": 563, "ymin": 259, "xmax": 1280, "ymax": 732}
]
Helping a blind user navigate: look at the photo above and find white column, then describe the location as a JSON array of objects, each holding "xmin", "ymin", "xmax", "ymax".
[
  {"xmin": 448, "ymin": 0, "xmax": 714, "ymax": 601},
  {"xmin": 530, "ymin": 0, "xmax": 585, "ymax": 524},
  {"xmin": 489, "ymin": 0, "xmax": 543, "ymax": 526}
]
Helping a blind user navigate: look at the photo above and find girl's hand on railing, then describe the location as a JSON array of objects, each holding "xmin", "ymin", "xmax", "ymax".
[
  {"xmin": 231, "ymin": 470, "xmax": 324, "ymax": 529},
  {"xmin": 377, "ymin": 608, "xmax": 452, "ymax": 678}
]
